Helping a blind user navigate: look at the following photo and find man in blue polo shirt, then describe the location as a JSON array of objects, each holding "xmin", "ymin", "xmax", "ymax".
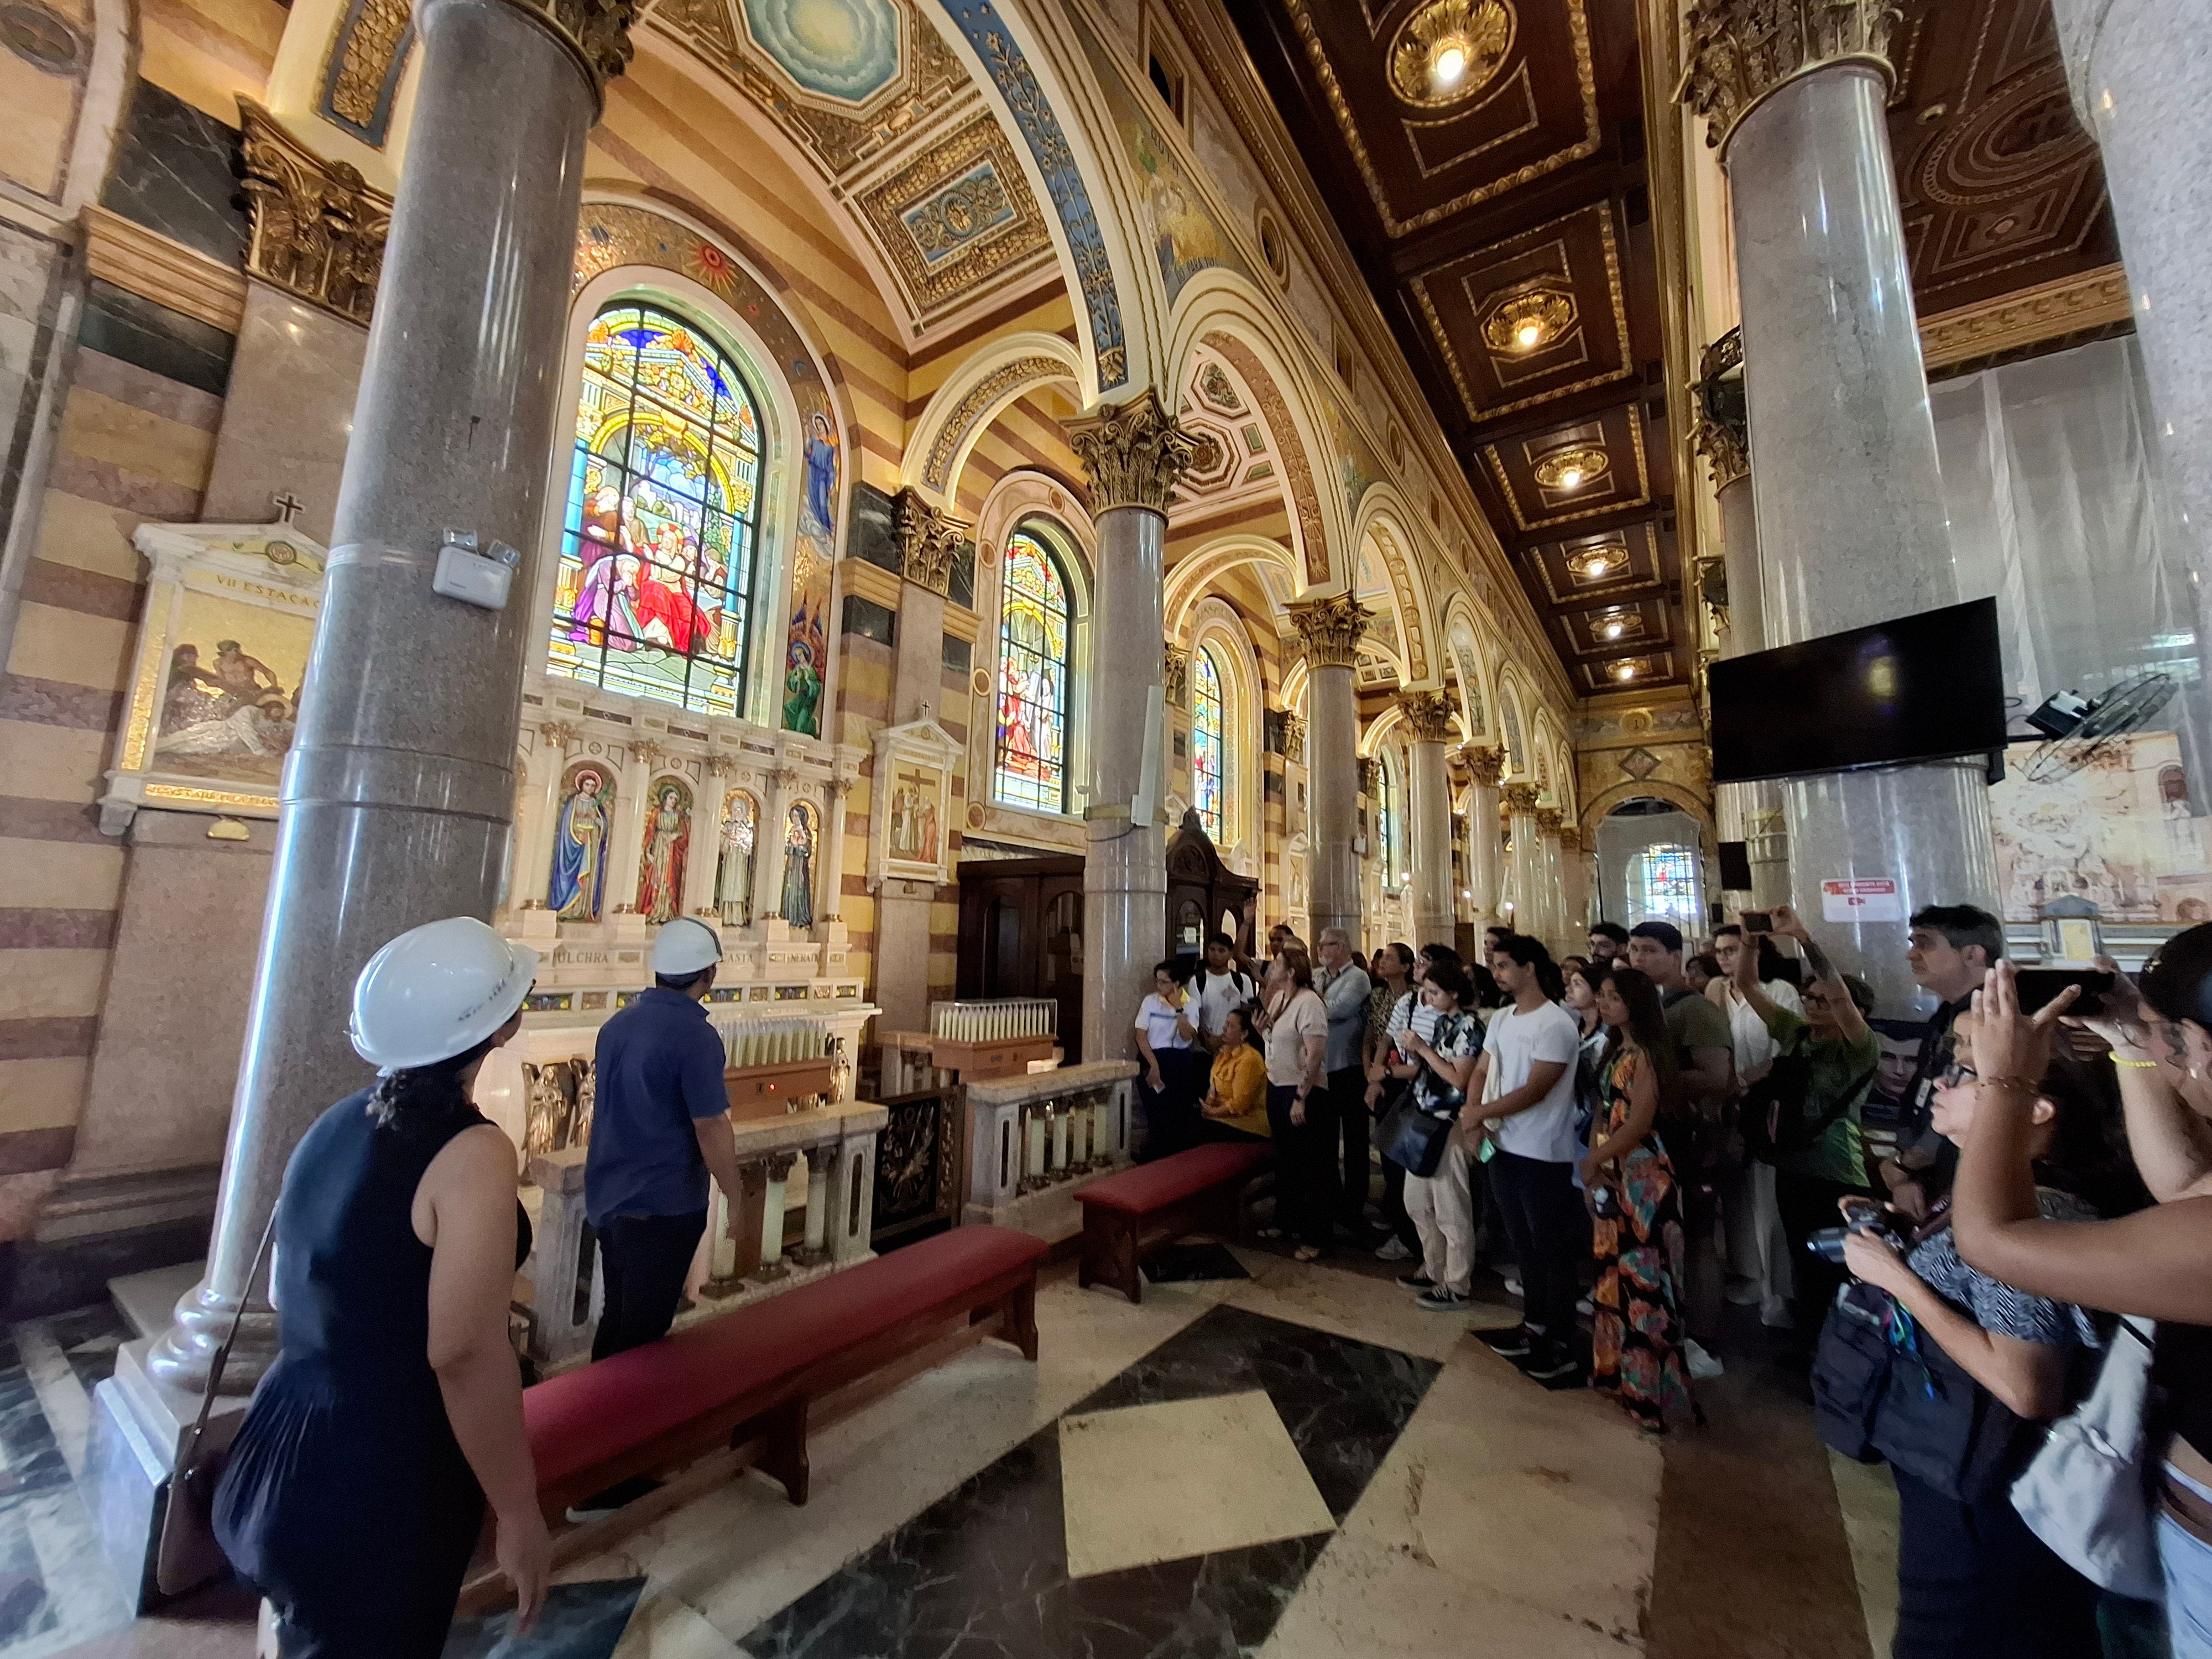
[{"xmin": 585, "ymin": 915, "xmax": 747, "ymax": 1361}]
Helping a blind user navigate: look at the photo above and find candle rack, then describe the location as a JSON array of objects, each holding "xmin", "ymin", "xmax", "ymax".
[
  {"xmin": 927, "ymin": 997, "xmax": 1058, "ymax": 1080},
  {"xmin": 717, "ymin": 1018, "xmax": 838, "ymax": 1122}
]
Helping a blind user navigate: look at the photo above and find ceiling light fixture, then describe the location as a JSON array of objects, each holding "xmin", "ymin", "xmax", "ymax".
[
  {"xmin": 1601, "ymin": 618, "xmax": 1624, "ymax": 640},
  {"xmin": 1559, "ymin": 466, "xmax": 1584, "ymax": 489},
  {"xmin": 1533, "ymin": 445, "xmax": 1610, "ymax": 493},
  {"xmin": 1481, "ymin": 286, "xmax": 1575, "ymax": 356},
  {"xmin": 1389, "ymin": 0, "xmax": 1513, "ymax": 108},
  {"xmin": 1432, "ymin": 38, "xmax": 1468, "ymax": 87},
  {"xmin": 1614, "ymin": 661, "xmax": 1636, "ymax": 681}
]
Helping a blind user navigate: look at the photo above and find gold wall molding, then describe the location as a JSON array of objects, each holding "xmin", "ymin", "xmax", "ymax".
[
  {"xmin": 81, "ymin": 206, "xmax": 246, "ymax": 335},
  {"xmin": 239, "ymin": 100, "xmax": 393, "ymax": 327},
  {"xmin": 921, "ymin": 354, "xmax": 1065, "ymax": 492},
  {"xmin": 1067, "ymin": 389, "xmax": 1197, "ymax": 515},
  {"xmin": 1396, "ymin": 688, "xmax": 1456, "ymax": 744},
  {"xmin": 1918, "ymin": 264, "xmax": 2133, "ymax": 371},
  {"xmin": 320, "ymin": 0, "xmax": 414, "ymax": 145},
  {"xmin": 1677, "ymin": 0, "xmax": 1903, "ymax": 158},
  {"xmin": 1287, "ymin": 592, "xmax": 1373, "ymax": 671},
  {"xmin": 891, "ymin": 486, "xmax": 971, "ymax": 597}
]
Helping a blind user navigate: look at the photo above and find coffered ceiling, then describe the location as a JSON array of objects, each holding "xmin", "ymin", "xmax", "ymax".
[
  {"xmin": 1224, "ymin": 0, "xmax": 1684, "ymax": 696},
  {"xmin": 1223, "ymin": 0, "xmax": 2124, "ymax": 697}
]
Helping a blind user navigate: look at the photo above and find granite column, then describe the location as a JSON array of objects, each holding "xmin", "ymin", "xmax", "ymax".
[
  {"xmin": 1683, "ymin": 0, "xmax": 1997, "ymax": 1013},
  {"xmin": 1503, "ymin": 782, "xmax": 1542, "ymax": 938},
  {"xmin": 1535, "ymin": 807, "xmax": 1567, "ymax": 951},
  {"xmin": 1067, "ymin": 393, "xmax": 1194, "ymax": 1060},
  {"xmin": 148, "ymin": 0, "xmax": 627, "ymax": 1391},
  {"xmin": 1288, "ymin": 593, "xmax": 1370, "ymax": 949},
  {"xmin": 1464, "ymin": 745, "xmax": 1505, "ymax": 931},
  {"xmin": 1400, "ymin": 690, "xmax": 1456, "ymax": 950}
]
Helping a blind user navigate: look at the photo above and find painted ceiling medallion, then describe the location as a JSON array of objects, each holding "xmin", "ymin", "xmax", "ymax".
[
  {"xmin": 739, "ymin": 0, "xmax": 901, "ymax": 107},
  {"xmin": 1386, "ymin": 0, "xmax": 1514, "ymax": 109},
  {"xmin": 1481, "ymin": 285, "xmax": 1575, "ymax": 356},
  {"xmin": 1532, "ymin": 444, "xmax": 1608, "ymax": 491}
]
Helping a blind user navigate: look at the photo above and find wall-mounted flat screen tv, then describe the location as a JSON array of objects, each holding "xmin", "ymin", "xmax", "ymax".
[{"xmin": 1708, "ymin": 597, "xmax": 2006, "ymax": 785}]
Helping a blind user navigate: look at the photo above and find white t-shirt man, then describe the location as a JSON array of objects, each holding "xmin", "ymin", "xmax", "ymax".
[
  {"xmin": 1721, "ymin": 977, "xmax": 1802, "ymax": 1073},
  {"xmin": 1480, "ymin": 1001, "xmax": 1583, "ymax": 1162},
  {"xmin": 1190, "ymin": 964, "xmax": 1258, "ymax": 1044}
]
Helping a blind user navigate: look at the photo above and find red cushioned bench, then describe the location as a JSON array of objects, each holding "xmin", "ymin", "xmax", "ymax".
[
  {"xmin": 1076, "ymin": 1141, "xmax": 1274, "ymax": 1304},
  {"xmin": 523, "ymin": 1224, "xmax": 1046, "ymax": 1528}
]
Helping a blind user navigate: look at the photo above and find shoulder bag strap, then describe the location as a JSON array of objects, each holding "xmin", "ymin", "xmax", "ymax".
[{"xmin": 177, "ymin": 1205, "xmax": 279, "ymax": 1475}]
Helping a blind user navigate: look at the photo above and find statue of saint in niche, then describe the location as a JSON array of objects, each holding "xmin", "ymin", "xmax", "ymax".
[
  {"xmin": 716, "ymin": 791, "xmax": 757, "ymax": 927},
  {"xmin": 550, "ymin": 766, "xmax": 610, "ymax": 921},
  {"xmin": 636, "ymin": 779, "xmax": 691, "ymax": 924},
  {"xmin": 779, "ymin": 801, "xmax": 816, "ymax": 930}
]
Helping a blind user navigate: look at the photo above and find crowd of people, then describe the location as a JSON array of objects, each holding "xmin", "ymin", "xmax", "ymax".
[{"xmin": 1129, "ymin": 902, "xmax": 2212, "ymax": 1659}]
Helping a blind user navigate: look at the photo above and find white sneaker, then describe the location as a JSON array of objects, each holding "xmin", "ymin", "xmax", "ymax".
[
  {"xmin": 1374, "ymin": 1237, "xmax": 1413, "ymax": 1261},
  {"xmin": 1684, "ymin": 1338, "xmax": 1725, "ymax": 1380},
  {"xmin": 1501, "ymin": 1275, "xmax": 1523, "ymax": 1299},
  {"xmin": 1575, "ymin": 1295, "xmax": 1594, "ymax": 1318}
]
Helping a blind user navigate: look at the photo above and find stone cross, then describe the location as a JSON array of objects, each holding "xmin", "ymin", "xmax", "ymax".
[{"xmin": 269, "ymin": 490, "xmax": 304, "ymax": 525}]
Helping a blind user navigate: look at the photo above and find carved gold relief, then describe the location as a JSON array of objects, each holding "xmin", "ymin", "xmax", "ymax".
[
  {"xmin": 1678, "ymin": 0, "xmax": 1903, "ymax": 157},
  {"xmin": 1463, "ymin": 744, "xmax": 1505, "ymax": 787},
  {"xmin": 1397, "ymin": 689, "xmax": 1456, "ymax": 744},
  {"xmin": 891, "ymin": 487, "xmax": 971, "ymax": 597},
  {"xmin": 238, "ymin": 100, "xmax": 392, "ymax": 326},
  {"xmin": 1287, "ymin": 592, "xmax": 1374, "ymax": 671},
  {"xmin": 1917, "ymin": 264, "xmax": 2132, "ymax": 371},
  {"xmin": 921, "ymin": 356, "xmax": 1065, "ymax": 491},
  {"xmin": 492, "ymin": 0, "xmax": 639, "ymax": 105},
  {"xmin": 321, "ymin": 0, "xmax": 413, "ymax": 142},
  {"xmin": 1502, "ymin": 781, "xmax": 1542, "ymax": 813},
  {"xmin": 1692, "ymin": 326, "xmax": 1750, "ymax": 490},
  {"xmin": 1067, "ymin": 389, "xmax": 1197, "ymax": 515},
  {"xmin": 1162, "ymin": 646, "xmax": 1190, "ymax": 708}
]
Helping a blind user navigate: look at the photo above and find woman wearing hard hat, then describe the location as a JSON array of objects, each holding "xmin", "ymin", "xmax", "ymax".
[{"xmin": 213, "ymin": 916, "xmax": 549, "ymax": 1654}]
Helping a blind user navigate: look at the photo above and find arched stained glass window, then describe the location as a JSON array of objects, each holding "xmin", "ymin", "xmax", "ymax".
[
  {"xmin": 1378, "ymin": 752, "xmax": 1402, "ymax": 886},
  {"xmin": 994, "ymin": 529, "xmax": 1072, "ymax": 812},
  {"xmin": 1637, "ymin": 844, "xmax": 1702, "ymax": 928},
  {"xmin": 1192, "ymin": 646, "xmax": 1225, "ymax": 840},
  {"xmin": 548, "ymin": 302, "xmax": 762, "ymax": 716}
]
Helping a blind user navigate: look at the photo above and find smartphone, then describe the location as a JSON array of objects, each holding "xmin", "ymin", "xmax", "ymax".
[
  {"xmin": 2013, "ymin": 968, "xmax": 2114, "ymax": 1016},
  {"xmin": 1741, "ymin": 911, "xmax": 1773, "ymax": 935}
]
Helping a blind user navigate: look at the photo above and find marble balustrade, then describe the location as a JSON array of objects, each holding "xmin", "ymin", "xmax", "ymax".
[{"xmin": 962, "ymin": 1061, "xmax": 1138, "ymax": 1241}]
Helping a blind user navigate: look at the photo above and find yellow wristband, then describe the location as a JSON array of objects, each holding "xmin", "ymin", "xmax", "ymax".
[{"xmin": 2112, "ymin": 1057, "xmax": 2159, "ymax": 1069}]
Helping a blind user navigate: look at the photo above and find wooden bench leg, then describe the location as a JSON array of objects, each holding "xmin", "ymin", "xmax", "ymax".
[
  {"xmin": 1118, "ymin": 1214, "xmax": 1142, "ymax": 1304},
  {"xmin": 1008, "ymin": 1277, "xmax": 1039, "ymax": 1361},
  {"xmin": 754, "ymin": 1396, "xmax": 810, "ymax": 1507}
]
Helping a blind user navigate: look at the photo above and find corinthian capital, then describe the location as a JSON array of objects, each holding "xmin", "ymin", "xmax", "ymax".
[
  {"xmin": 494, "ymin": 0, "xmax": 640, "ymax": 109},
  {"xmin": 1534, "ymin": 806, "xmax": 1565, "ymax": 836},
  {"xmin": 892, "ymin": 487, "xmax": 971, "ymax": 598},
  {"xmin": 1287, "ymin": 592, "xmax": 1373, "ymax": 670},
  {"xmin": 1068, "ymin": 389, "xmax": 1197, "ymax": 514},
  {"xmin": 1678, "ymin": 0, "xmax": 1902, "ymax": 157},
  {"xmin": 1396, "ymin": 690, "xmax": 1455, "ymax": 744},
  {"xmin": 1502, "ymin": 781, "xmax": 1542, "ymax": 815},
  {"xmin": 1463, "ymin": 744, "xmax": 1506, "ymax": 787},
  {"xmin": 1692, "ymin": 328, "xmax": 1750, "ymax": 491}
]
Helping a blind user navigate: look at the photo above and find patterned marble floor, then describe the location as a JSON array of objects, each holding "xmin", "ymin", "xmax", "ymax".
[{"xmin": 9, "ymin": 1248, "xmax": 1896, "ymax": 1659}]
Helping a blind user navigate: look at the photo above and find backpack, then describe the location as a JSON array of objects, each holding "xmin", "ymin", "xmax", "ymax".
[{"xmin": 1741, "ymin": 1045, "xmax": 1876, "ymax": 1165}]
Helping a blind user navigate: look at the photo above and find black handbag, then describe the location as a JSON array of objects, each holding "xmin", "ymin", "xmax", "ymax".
[
  {"xmin": 1371, "ymin": 1094, "xmax": 1454, "ymax": 1178},
  {"xmin": 154, "ymin": 1207, "xmax": 276, "ymax": 1597}
]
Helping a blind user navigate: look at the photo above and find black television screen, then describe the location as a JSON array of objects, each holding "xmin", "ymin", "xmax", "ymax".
[{"xmin": 1708, "ymin": 598, "xmax": 2006, "ymax": 785}]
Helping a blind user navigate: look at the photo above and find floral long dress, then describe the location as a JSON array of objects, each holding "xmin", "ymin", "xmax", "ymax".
[{"xmin": 1590, "ymin": 1046, "xmax": 1698, "ymax": 1430}]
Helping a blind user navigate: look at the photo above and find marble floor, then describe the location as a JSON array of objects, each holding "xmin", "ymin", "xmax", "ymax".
[{"xmin": 14, "ymin": 1246, "xmax": 1897, "ymax": 1659}]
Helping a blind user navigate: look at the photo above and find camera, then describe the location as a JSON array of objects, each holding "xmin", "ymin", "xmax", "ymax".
[{"xmin": 1807, "ymin": 1199, "xmax": 1893, "ymax": 1264}]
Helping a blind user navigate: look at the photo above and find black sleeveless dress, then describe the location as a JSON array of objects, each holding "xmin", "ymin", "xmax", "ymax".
[{"xmin": 215, "ymin": 1089, "xmax": 529, "ymax": 1658}]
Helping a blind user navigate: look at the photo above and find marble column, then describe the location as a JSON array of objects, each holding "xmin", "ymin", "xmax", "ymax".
[
  {"xmin": 1535, "ymin": 807, "xmax": 1567, "ymax": 951},
  {"xmin": 1560, "ymin": 824, "xmax": 1592, "ymax": 939},
  {"xmin": 1683, "ymin": 0, "xmax": 1997, "ymax": 1013},
  {"xmin": 1066, "ymin": 392, "xmax": 1195, "ymax": 1061},
  {"xmin": 755, "ymin": 764, "xmax": 796, "ymax": 921},
  {"xmin": 148, "ymin": 0, "xmax": 630, "ymax": 1392},
  {"xmin": 820, "ymin": 771, "xmax": 853, "ymax": 921},
  {"xmin": 685, "ymin": 758, "xmax": 732, "ymax": 919},
  {"xmin": 1289, "ymin": 593, "xmax": 1370, "ymax": 947},
  {"xmin": 1463, "ymin": 745, "xmax": 1505, "ymax": 930},
  {"xmin": 1503, "ymin": 782, "xmax": 1542, "ymax": 938},
  {"xmin": 1400, "ymin": 690, "xmax": 1455, "ymax": 949},
  {"xmin": 2052, "ymin": 0, "xmax": 2212, "ymax": 557}
]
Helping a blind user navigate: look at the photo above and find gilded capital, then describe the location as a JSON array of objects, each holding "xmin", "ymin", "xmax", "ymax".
[
  {"xmin": 492, "ymin": 0, "xmax": 639, "ymax": 112},
  {"xmin": 1558, "ymin": 823, "xmax": 1583, "ymax": 853},
  {"xmin": 892, "ymin": 487, "xmax": 970, "ymax": 598},
  {"xmin": 1692, "ymin": 327, "xmax": 1749, "ymax": 491},
  {"xmin": 1068, "ymin": 389, "xmax": 1197, "ymax": 514},
  {"xmin": 1678, "ymin": 0, "xmax": 1902, "ymax": 158},
  {"xmin": 1463, "ymin": 744, "xmax": 1506, "ymax": 788},
  {"xmin": 1535, "ymin": 806, "xmax": 1565, "ymax": 836},
  {"xmin": 1397, "ymin": 690, "xmax": 1455, "ymax": 745},
  {"xmin": 239, "ymin": 100, "xmax": 391, "ymax": 326},
  {"xmin": 1287, "ymin": 591, "xmax": 1374, "ymax": 670},
  {"xmin": 1502, "ymin": 781, "xmax": 1542, "ymax": 815}
]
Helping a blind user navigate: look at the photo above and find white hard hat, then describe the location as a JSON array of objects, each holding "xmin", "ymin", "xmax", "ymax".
[
  {"xmin": 349, "ymin": 917, "xmax": 540, "ymax": 1073},
  {"xmin": 651, "ymin": 915, "xmax": 723, "ymax": 976}
]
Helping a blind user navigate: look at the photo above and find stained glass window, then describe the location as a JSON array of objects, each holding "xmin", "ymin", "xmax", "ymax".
[
  {"xmin": 1192, "ymin": 646, "xmax": 1225, "ymax": 841},
  {"xmin": 1637, "ymin": 844, "xmax": 1703, "ymax": 927},
  {"xmin": 547, "ymin": 302, "xmax": 762, "ymax": 716},
  {"xmin": 994, "ymin": 528, "xmax": 1072, "ymax": 812},
  {"xmin": 1378, "ymin": 752, "xmax": 1402, "ymax": 885}
]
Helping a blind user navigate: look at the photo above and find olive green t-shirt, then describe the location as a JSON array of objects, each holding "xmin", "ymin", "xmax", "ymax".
[{"xmin": 1761, "ymin": 1004, "xmax": 1879, "ymax": 1188}]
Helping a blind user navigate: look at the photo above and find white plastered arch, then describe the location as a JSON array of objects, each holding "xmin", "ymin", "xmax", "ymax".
[
  {"xmin": 903, "ymin": 333, "xmax": 1086, "ymax": 506},
  {"xmin": 1348, "ymin": 488, "xmax": 1443, "ymax": 688},
  {"xmin": 1164, "ymin": 533, "xmax": 1297, "ymax": 646}
]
